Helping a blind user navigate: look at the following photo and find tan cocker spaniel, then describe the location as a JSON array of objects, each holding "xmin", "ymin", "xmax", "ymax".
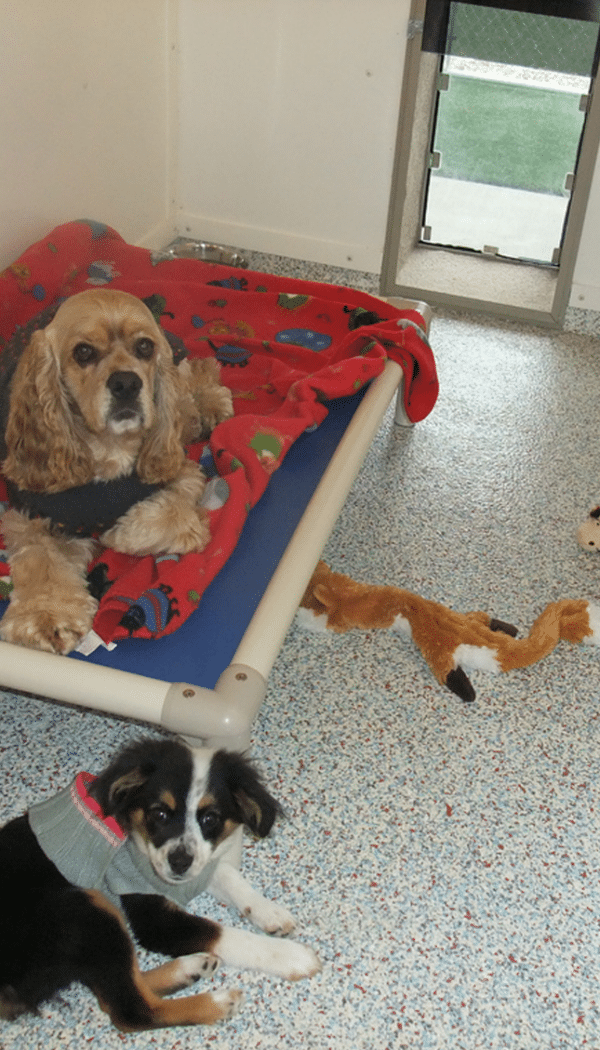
[{"xmin": 0, "ymin": 288, "xmax": 233, "ymax": 653}]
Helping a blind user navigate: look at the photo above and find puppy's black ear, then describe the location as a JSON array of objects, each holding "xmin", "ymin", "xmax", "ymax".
[
  {"xmin": 88, "ymin": 744, "xmax": 151, "ymax": 820},
  {"xmin": 88, "ymin": 737, "xmax": 185, "ymax": 823},
  {"xmin": 211, "ymin": 751, "xmax": 283, "ymax": 838}
]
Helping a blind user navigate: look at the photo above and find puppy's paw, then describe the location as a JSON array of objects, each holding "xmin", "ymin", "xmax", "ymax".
[
  {"xmin": 174, "ymin": 987, "xmax": 244, "ymax": 1026},
  {"xmin": 210, "ymin": 988, "xmax": 244, "ymax": 1020},
  {"xmin": 0, "ymin": 595, "xmax": 97, "ymax": 654},
  {"xmin": 265, "ymin": 940, "xmax": 322, "ymax": 982},
  {"xmin": 215, "ymin": 926, "xmax": 321, "ymax": 981},
  {"xmin": 176, "ymin": 952, "xmax": 220, "ymax": 986},
  {"xmin": 243, "ymin": 900, "xmax": 297, "ymax": 936}
]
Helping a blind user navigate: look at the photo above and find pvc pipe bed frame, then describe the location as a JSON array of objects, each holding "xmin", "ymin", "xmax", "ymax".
[{"xmin": 0, "ymin": 298, "xmax": 430, "ymax": 751}]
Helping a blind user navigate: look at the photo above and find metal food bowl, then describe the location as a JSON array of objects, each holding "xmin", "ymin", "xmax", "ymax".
[{"xmin": 165, "ymin": 240, "xmax": 248, "ymax": 268}]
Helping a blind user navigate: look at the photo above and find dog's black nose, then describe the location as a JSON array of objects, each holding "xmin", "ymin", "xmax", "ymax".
[
  {"xmin": 168, "ymin": 845, "xmax": 194, "ymax": 877},
  {"xmin": 107, "ymin": 370, "xmax": 142, "ymax": 402}
]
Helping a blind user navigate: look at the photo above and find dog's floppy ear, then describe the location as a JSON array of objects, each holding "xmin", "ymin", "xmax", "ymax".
[
  {"xmin": 136, "ymin": 335, "xmax": 188, "ymax": 485},
  {"xmin": 88, "ymin": 737, "xmax": 170, "ymax": 822},
  {"xmin": 212, "ymin": 750, "xmax": 283, "ymax": 838},
  {"xmin": 3, "ymin": 327, "xmax": 92, "ymax": 491}
]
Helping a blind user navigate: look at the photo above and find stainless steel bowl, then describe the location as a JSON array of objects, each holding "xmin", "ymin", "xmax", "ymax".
[{"xmin": 165, "ymin": 240, "xmax": 248, "ymax": 268}]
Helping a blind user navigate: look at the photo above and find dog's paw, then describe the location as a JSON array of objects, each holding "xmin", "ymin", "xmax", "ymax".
[
  {"xmin": 158, "ymin": 507, "xmax": 211, "ymax": 555},
  {"xmin": 200, "ymin": 386, "xmax": 234, "ymax": 435},
  {"xmin": 217, "ymin": 386, "xmax": 234, "ymax": 422},
  {"xmin": 263, "ymin": 940, "xmax": 322, "ymax": 982},
  {"xmin": 189, "ymin": 359, "xmax": 234, "ymax": 438},
  {"xmin": 176, "ymin": 952, "xmax": 220, "ymax": 986},
  {"xmin": 215, "ymin": 926, "xmax": 321, "ymax": 981},
  {"xmin": 102, "ymin": 500, "xmax": 211, "ymax": 557},
  {"xmin": 0, "ymin": 596, "xmax": 97, "ymax": 654},
  {"xmin": 210, "ymin": 988, "xmax": 244, "ymax": 1020},
  {"xmin": 243, "ymin": 900, "xmax": 297, "ymax": 936},
  {"xmin": 178, "ymin": 987, "xmax": 244, "ymax": 1026},
  {"xmin": 235, "ymin": 935, "xmax": 321, "ymax": 981}
]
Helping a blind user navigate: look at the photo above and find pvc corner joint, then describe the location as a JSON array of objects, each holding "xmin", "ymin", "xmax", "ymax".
[{"xmin": 159, "ymin": 664, "xmax": 267, "ymax": 751}]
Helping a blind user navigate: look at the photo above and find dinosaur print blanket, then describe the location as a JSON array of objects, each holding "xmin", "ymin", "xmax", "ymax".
[{"xmin": 0, "ymin": 221, "xmax": 438, "ymax": 645}]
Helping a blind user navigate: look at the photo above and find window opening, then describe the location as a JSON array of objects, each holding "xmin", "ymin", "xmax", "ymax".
[{"xmin": 420, "ymin": 5, "xmax": 599, "ymax": 265}]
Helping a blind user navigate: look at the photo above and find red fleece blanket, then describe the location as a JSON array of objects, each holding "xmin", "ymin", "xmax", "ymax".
[{"xmin": 0, "ymin": 221, "xmax": 438, "ymax": 645}]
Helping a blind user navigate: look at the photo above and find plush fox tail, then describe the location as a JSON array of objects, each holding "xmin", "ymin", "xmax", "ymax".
[{"xmin": 495, "ymin": 599, "xmax": 593, "ymax": 672}]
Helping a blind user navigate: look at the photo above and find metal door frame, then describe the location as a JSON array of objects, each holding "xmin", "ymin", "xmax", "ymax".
[{"xmin": 381, "ymin": 0, "xmax": 600, "ymax": 326}]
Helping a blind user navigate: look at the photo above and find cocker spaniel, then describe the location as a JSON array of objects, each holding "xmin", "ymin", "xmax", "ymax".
[{"xmin": 0, "ymin": 288, "xmax": 233, "ymax": 654}]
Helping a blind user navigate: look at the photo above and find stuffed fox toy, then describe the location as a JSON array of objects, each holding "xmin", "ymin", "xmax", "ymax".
[{"xmin": 298, "ymin": 561, "xmax": 600, "ymax": 702}]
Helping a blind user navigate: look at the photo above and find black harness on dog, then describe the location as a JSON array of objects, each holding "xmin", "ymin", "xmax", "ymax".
[{"xmin": 5, "ymin": 476, "xmax": 164, "ymax": 537}]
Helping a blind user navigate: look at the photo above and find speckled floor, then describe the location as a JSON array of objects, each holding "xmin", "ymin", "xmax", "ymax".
[{"xmin": 2, "ymin": 259, "xmax": 600, "ymax": 1050}]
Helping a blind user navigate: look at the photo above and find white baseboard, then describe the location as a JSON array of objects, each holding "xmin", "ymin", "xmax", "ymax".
[
  {"xmin": 126, "ymin": 213, "xmax": 600, "ymax": 320},
  {"xmin": 570, "ymin": 282, "xmax": 600, "ymax": 312},
  {"xmin": 174, "ymin": 211, "xmax": 381, "ymax": 274}
]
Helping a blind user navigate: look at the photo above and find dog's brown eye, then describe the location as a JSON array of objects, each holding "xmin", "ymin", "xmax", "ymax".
[
  {"xmin": 149, "ymin": 806, "xmax": 170, "ymax": 824},
  {"xmin": 198, "ymin": 808, "xmax": 223, "ymax": 840},
  {"xmin": 73, "ymin": 342, "xmax": 98, "ymax": 365},
  {"xmin": 135, "ymin": 338, "xmax": 155, "ymax": 359}
]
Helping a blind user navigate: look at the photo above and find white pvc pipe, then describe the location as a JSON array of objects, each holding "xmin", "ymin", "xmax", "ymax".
[
  {"xmin": 0, "ymin": 639, "xmax": 170, "ymax": 722},
  {"xmin": 232, "ymin": 358, "xmax": 403, "ymax": 680}
]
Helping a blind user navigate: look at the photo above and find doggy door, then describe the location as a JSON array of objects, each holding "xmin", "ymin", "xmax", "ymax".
[{"xmin": 421, "ymin": 2, "xmax": 600, "ymax": 264}]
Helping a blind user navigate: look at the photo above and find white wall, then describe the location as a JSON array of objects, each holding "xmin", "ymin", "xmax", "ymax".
[
  {"xmin": 0, "ymin": 0, "xmax": 174, "ymax": 271},
  {"xmin": 175, "ymin": 0, "xmax": 407, "ymax": 273},
  {"xmin": 3, "ymin": 0, "xmax": 600, "ymax": 307}
]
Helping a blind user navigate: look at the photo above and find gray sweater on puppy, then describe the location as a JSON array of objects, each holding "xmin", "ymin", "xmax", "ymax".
[{"xmin": 28, "ymin": 772, "xmax": 217, "ymax": 909}]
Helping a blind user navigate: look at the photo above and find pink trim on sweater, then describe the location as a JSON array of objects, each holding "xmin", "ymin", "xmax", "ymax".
[{"xmin": 71, "ymin": 772, "xmax": 126, "ymax": 846}]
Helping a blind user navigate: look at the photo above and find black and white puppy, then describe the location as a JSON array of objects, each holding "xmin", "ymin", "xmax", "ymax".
[{"xmin": 0, "ymin": 737, "xmax": 319, "ymax": 1032}]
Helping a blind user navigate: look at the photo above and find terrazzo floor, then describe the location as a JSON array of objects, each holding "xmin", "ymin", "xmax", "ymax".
[{"xmin": 2, "ymin": 257, "xmax": 600, "ymax": 1049}]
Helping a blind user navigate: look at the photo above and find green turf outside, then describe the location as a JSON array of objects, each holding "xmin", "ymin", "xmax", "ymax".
[{"xmin": 433, "ymin": 76, "xmax": 586, "ymax": 196}]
